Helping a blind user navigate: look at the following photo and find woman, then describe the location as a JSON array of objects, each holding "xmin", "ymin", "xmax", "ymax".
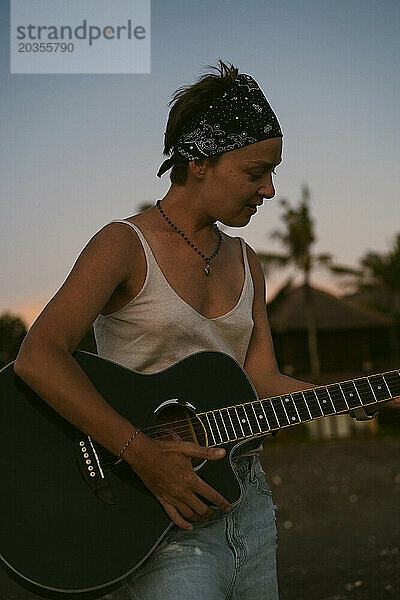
[{"xmin": 15, "ymin": 61, "xmax": 381, "ymax": 600}]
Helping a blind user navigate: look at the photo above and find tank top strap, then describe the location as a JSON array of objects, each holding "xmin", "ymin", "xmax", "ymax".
[
  {"xmin": 110, "ymin": 220, "xmax": 159, "ymax": 271},
  {"xmin": 238, "ymin": 236, "xmax": 249, "ymax": 272},
  {"xmin": 236, "ymin": 236, "xmax": 252, "ymax": 294}
]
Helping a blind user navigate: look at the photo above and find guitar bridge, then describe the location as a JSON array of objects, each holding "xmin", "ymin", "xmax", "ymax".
[{"xmin": 75, "ymin": 434, "xmax": 116, "ymax": 505}]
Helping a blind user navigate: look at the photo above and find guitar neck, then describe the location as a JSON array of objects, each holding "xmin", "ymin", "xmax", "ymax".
[{"xmin": 197, "ymin": 369, "xmax": 400, "ymax": 446}]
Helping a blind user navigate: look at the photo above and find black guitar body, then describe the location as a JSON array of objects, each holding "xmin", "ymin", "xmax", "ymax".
[{"xmin": 0, "ymin": 351, "xmax": 260, "ymax": 599}]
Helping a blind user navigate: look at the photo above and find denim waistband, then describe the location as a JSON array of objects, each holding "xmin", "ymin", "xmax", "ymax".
[{"xmin": 232, "ymin": 454, "xmax": 259, "ymax": 477}]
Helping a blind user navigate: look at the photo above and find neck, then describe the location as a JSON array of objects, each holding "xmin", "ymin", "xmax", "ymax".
[
  {"xmin": 196, "ymin": 368, "xmax": 400, "ymax": 446},
  {"xmin": 159, "ymin": 187, "xmax": 216, "ymax": 237}
]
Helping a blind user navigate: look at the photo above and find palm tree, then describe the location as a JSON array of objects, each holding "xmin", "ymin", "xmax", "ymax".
[
  {"xmin": 332, "ymin": 233, "xmax": 400, "ymax": 362},
  {"xmin": 0, "ymin": 312, "xmax": 27, "ymax": 367},
  {"xmin": 331, "ymin": 233, "xmax": 400, "ymax": 308},
  {"xmin": 258, "ymin": 185, "xmax": 332, "ymax": 380}
]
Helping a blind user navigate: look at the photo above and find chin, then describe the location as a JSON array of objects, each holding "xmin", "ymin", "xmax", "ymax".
[{"xmin": 221, "ymin": 216, "xmax": 252, "ymax": 228}]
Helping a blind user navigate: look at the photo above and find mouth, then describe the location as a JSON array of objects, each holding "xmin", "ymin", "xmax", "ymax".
[{"xmin": 245, "ymin": 203, "xmax": 262, "ymax": 213}]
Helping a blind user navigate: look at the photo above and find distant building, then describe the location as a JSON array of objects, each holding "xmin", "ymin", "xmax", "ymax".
[{"xmin": 267, "ymin": 285, "xmax": 394, "ymax": 378}]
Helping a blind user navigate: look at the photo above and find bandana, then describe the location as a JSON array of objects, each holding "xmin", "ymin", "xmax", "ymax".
[{"xmin": 157, "ymin": 73, "xmax": 283, "ymax": 178}]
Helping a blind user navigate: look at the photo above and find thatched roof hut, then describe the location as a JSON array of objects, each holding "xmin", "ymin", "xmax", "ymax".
[
  {"xmin": 267, "ymin": 285, "xmax": 394, "ymax": 377},
  {"xmin": 268, "ymin": 285, "xmax": 392, "ymax": 332}
]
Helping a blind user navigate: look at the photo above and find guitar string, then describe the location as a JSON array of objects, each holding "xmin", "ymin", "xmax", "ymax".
[
  {"xmin": 86, "ymin": 391, "xmax": 398, "ymax": 469},
  {"xmin": 110, "ymin": 382, "xmax": 396, "ymax": 438},
  {"xmin": 97, "ymin": 392, "xmax": 380, "ymax": 439},
  {"xmin": 93, "ymin": 370, "xmax": 399, "ymax": 440},
  {"xmin": 142, "ymin": 385, "xmax": 397, "ymax": 436},
  {"xmin": 93, "ymin": 397, "xmax": 395, "ymax": 470},
  {"xmin": 94, "ymin": 430, "xmax": 221, "ymax": 469},
  {"xmin": 90, "ymin": 389, "xmax": 391, "ymax": 458}
]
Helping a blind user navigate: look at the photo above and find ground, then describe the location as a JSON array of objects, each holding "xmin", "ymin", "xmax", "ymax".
[{"xmin": 1, "ymin": 436, "xmax": 398, "ymax": 600}]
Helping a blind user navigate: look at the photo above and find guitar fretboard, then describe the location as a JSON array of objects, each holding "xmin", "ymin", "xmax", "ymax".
[{"xmin": 197, "ymin": 369, "xmax": 400, "ymax": 446}]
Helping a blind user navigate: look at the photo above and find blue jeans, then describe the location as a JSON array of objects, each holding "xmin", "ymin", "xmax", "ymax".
[{"xmin": 124, "ymin": 455, "xmax": 279, "ymax": 600}]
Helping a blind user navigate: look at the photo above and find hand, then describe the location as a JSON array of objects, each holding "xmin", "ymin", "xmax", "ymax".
[
  {"xmin": 384, "ymin": 397, "xmax": 400, "ymax": 409},
  {"xmin": 124, "ymin": 433, "xmax": 231, "ymax": 530}
]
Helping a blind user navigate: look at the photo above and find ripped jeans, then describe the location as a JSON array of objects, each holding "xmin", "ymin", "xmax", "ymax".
[{"xmin": 124, "ymin": 455, "xmax": 279, "ymax": 600}]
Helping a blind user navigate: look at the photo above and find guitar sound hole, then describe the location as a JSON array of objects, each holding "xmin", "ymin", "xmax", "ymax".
[{"xmin": 154, "ymin": 405, "xmax": 207, "ymax": 467}]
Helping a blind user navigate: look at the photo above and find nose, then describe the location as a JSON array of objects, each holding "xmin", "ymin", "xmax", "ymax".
[{"xmin": 257, "ymin": 173, "xmax": 276, "ymax": 200}]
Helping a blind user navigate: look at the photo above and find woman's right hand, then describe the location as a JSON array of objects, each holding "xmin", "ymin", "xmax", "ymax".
[{"xmin": 124, "ymin": 433, "xmax": 231, "ymax": 530}]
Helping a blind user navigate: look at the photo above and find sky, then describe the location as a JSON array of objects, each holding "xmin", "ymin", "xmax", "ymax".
[{"xmin": 1, "ymin": 0, "xmax": 399, "ymax": 327}]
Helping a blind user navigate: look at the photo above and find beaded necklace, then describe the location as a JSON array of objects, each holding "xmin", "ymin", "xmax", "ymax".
[{"xmin": 156, "ymin": 199, "xmax": 223, "ymax": 276}]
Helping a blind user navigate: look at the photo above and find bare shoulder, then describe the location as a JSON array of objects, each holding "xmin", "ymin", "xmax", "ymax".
[
  {"xmin": 220, "ymin": 230, "xmax": 245, "ymax": 259},
  {"xmin": 91, "ymin": 219, "xmax": 142, "ymax": 255},
  {"xmin": 18, "ymin": 220, "xmax": 146, "ymax": 354},
  {"xmin": 243, "ymin": 241, "xmax": 266, "ymax": 294}
]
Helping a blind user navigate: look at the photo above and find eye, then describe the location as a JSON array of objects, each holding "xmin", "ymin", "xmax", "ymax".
[{"xmin": 249, "ymin": 169, "xmax": 277, "ymax": 181}]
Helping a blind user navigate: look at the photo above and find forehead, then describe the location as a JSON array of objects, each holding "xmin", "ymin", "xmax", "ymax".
[{"xmin": 229, "ymin": 137, "xmax": 282, "ymax": 167}]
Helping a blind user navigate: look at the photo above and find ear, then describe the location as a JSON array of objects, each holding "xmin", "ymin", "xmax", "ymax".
[{"xmin": 188, "ymin": 159, "xmax": 208, "ymax": 179}]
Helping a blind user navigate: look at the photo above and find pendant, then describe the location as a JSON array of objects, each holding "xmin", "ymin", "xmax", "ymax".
[{"xmin": 204, "ymin": 263, "xmax": 211, "ymax": 276}]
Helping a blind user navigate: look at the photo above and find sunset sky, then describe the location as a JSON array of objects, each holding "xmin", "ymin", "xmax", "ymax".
[{"xmin": 1, "ymin": 0, "xmax": 399, "ymax": 327}]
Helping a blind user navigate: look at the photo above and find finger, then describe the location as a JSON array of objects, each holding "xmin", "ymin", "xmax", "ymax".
[
  {"xmin": 159, "ymin": 499, "xmax": 194, "ymax": 531},
  {"xmin": 188, "ymin": 494, "xmax": 217, "ymax": 521},
  {"xmin": 175, "ymin": 501, "xmax": 204, "ymax": 523},
  {"xmin": 178, "ymin": 442, "xmax": 226, "ymax": 460},
  {"xmin": 191, "ymin": 497, "xmax": 216, "ymax": 520},
  {"xmin": 194, "ymin": 478, "xmax": 231, "ymax": 512}
]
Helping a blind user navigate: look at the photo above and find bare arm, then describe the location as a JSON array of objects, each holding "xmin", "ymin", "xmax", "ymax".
[
  {"xmin": 243, "ymin": 244, "xmax": 315, "ymax": 399},
  {"xmin": 14, "ymin": 223, "xmax": 229, "ymax": 529},
  {"xmin": 14, "ymin": 223, "xmax": 141, "ymax": 456},
  {"xmin": 243, "ymin": 245, "xmax": 385, "ymax": 418}
]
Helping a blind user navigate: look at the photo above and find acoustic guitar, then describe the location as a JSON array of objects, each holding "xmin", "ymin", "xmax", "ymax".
[{"xmin": 1, "ymin": 350, "xmax": 399, "ymax": 599}]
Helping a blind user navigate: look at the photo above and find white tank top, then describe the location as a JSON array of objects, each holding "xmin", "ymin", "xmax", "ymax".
[
  {"xmin": 93, "ymin": 220, "xmax": 263, "ymax": 456},
  {"xmin": 93, "ymin": 220, "xmax": 255, "ymax": 374}
]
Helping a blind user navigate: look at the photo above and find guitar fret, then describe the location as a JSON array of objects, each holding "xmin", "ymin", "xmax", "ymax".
[
  {"xmin": 383, "ymin": 371, "xmax": 400, "ymax": 397},
  {"xmin": 338, "ymin": 385, "xmax": 350, "ymax": 410},
  {"xmin": 211, "ymin": 412, "xmax": 223, "ymax": 443},
  {"xmin": 224, "ymin": 408, "xmax": 237, "ymax": 440},
  {"xmin": 291, "ymin": 397, "xmax": 301, "ymax": 421},
  {"xmin": 326, "ymin": 384, "xmax": 348, "ymax": 412},
  {"xmin": 291, "ymin": 392, "xmax": 312, "ymax": 421},
  {"xmin": 311, "ymin": 389, "xmax": 324, "ymax": 414},
  {"xmin": 226, "ymin": 406, "xmax": 241, "ymax": 439},
  {"xmin": 340, "ymin": 380, "xmax": 363, "ymax": 409},
  {"xmin": 243, "ymin": 403, "xmax": 258, "ymax": 434},
  {"xmin": 236, "ymin": 405, "xmax": 253, "ymax": 436},
  {"xmin": 338, "ymin": 383, "xmax": 355, "ymax": 409},
  {"xmin": 303, "ymin": 390, "xmax": 323, "ymax": 418},
  {"xmin": 354, "ymin": 377, "xmax": 376, "ymax": 405},
  {"xmin": 352, "ymin": 383, "xmax": 363, "ymax": 406},
  {"xmin": 251, "ymin": 403, "xmax": 262, "ymax": 433},
  {"xmin": 261, "ymin": 400, "xmax": 279, "ymax": 430},
  {"xmin": 214, "ymin": 410, "xmax": 229, "ymax": 443},
  {"xmin": 269, "ymin": 400, "xmax": 280, "ymax": 428},
  {"xmin": 366, "ymin": 377, "xmax": 378, "ymax": 401},
  {"xmin": 271, "ymin": 397, "xmax": 290, "ymax": 427},
  {"xmin": 255, "ymin": 400, "xmax": 271, "ymax": 430},
  {"xmin": 280, "ymin": 398, "xmax": 291, "ymax": 423},
  {"xmin": 368, "ymin": 374, "xmax": 390, "ymax": 400},
  {"xmin": 218, "ymin": 409, "xmax": 230, "ymax": 441},
  {"xmin": 315, "ymin": 387, "xmax": 336, "ymax": 415},
  {"xmin": 281, "ymin": 395, "xmax": 301, "ymax": 424},
  {"xmin": 233, "ymin": 406, "xmax": 245, "ymax": 437},
  {"xmin": 220, "ymin": 408, "xmax": 236, "ymax": 440},
  {"xmin": 204, "ymin": 413, "xmax": 217, "ymax": 445}
]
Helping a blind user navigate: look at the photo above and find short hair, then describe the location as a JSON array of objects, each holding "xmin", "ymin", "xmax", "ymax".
[{"xmin": 163, "ymin": 60, "xmax": 239, "ymax": 185}]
